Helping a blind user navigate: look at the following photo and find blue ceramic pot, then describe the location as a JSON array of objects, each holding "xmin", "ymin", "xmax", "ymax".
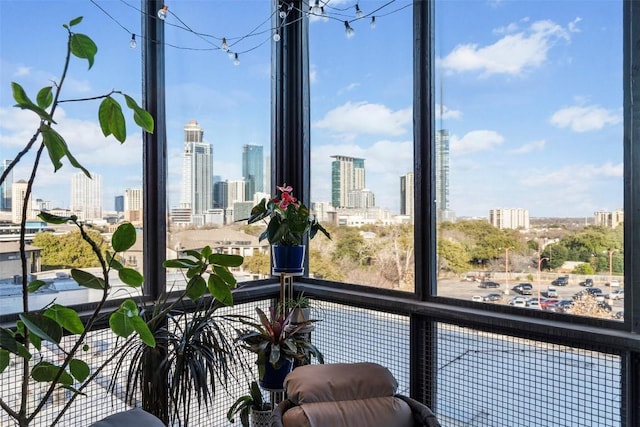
[
  {"xmin": 259, "ymin": 358, "xmax": 292, "ymax": 390},
  {"xmin": 272, "ymin": 244, "xmax": 305, "ymax": 275}
]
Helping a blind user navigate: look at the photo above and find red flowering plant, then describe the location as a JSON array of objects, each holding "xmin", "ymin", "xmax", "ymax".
[{"xmin": 245, "ymin": 184, "xmax": 331, "ymax": 246}]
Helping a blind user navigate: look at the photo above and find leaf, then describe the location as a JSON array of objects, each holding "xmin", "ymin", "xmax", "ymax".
[
  {"xmin": 11, "ymin": 82, "xmax": 55, "ymax": 123},
  {"xmin": 0, "ymin": 328, "xmax": 31, "ymax": 359},
  {"xmin": 28, "ymin": 280, "xmax": 47, "ymax": 293},
  {"xmin": 109, "ymin": 300, "xmax": 139, "ymax": 339},
  {"xmin": 0, "ymin": 349, "xmax": 9, "ymax": 373},
  {"xmin": 32, "ymin": 361, "xmax": 73, "ymax": 385},
  {"xmin": 213, "ymin": 265, "xmax": 237, "ymax": 287},
  {"xmin": 98, "ymin": 96, "xmax": 126, "ymax": 142},
  {"xmin": 200, "ymin": 245, "xmax": 212, "ymax": 259},
  {"xmin": 163, "ymin": 259, "xmax": 199, "ymax": 269},
  {"xmin": 43, "ymin": 304, "xmax": 85, "ymax": 334},
  {"xmin": 119, "ymin": 268, "xmax": 143, "ymax": 287},
  {"xmin": 107, "ymin": 252, "xmax": 124, "ymax": 271},
  {"xmin": 130, "ymin": 316, "xmax": 155, "ymax": 347},
  {"xmin": 70, "ymin": 33, "xmax": 97, "ymax": 69},
  {"xmin": 123, "ymin": 94, "xmax": 154, "ymax": 133},
  {"xmin": 186, "ymin": 275, "xmax": 207, "ymax": 300},
  {"xmin": 210, "ymin": 253, "xmax": 244, "ymax": 267},
  {"xmin": 111, "ymin": 222, "xmax": 136, "ymax": 252},
  {"xmin": 71, "ymin": 269, "xmax": 105, "ymax": 290},
  {"xmin": 69, "ymin": 358, "xmax": 90, "ymax": 382},
  {"xmin": 68, "ymin": 16, "xmax": 83, "ymax": 27},
  {"xmin": 40, "ymin": 125, "xmax": 66, "ymax": 172},
  {"xmin": 38, "ymin": 211, "xmax": 72, "ymax": 224},
  {"xmin": 36, "ymin": 86, "xmax": 53, "ymax": 109},
  {"xmin": 19, "ymin": 313, "xmax": 62, "ymax": 344},
  {"xmin": 208, "ymin": 274, "xmax": 233, "ymax": 306}
]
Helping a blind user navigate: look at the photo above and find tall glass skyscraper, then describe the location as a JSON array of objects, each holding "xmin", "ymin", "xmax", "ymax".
[
  {"xmin": 0, "ymin": 159, "xmax": 13, "ymax": 211},
  {"xmin": 242, "ymin": 144, "xmax": 263, "ymax": 200},
  {"xmin": 181, "ymin": 120, "xmax": 213, "ymax": 220},
  {"xmin": 330, "ymin": 155, "xmax": 365, "ymax": 208},
  {"xmin": 436, "ymin": 129, "xmax": 455, "ymax": 222}
]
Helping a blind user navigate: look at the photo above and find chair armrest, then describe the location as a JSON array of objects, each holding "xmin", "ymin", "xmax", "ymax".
[{"xmin": 395, "ymin": 395, "xmax": 441, "ymax": 427}]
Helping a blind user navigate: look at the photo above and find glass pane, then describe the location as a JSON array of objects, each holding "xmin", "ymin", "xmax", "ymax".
[
  {"xmin": 309, "ymin": 1, "xmax": 414, "ymax": 290},
  {"xmin": 435, "ymin": 0, "xmax": 624, "ymax": 320},
  {"xmin": 164, "ymin": 1, "xmax": 272, "ymax": 289},
  {"xmin": 0, "ymin": 1, "xmax": 143, "ymax": 314}
]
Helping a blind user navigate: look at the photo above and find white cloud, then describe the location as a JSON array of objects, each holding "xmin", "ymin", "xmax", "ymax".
[
  {"xmin": 313, "ymin": 101, "xmax": 411, "ymax": 137},
  {"xmin": 310, "ymin": 64, "xmax": 318, "ymax": 84},
  {"xmin": 568, "ymin": 17, "xmax": 582, "ymax": 33},
  {"xmin": 450, "ymin": 130, "xmax": 505, "ymax": 155},
  {"xmin": 549, "ymin": 104, "xmax": 622, "ymax": 132},
  {"xmin": 439, "ymin": 18, "xmax": 574, "ymax": 76},
  {"xmin": 509, "ymin": 139, "xmax": 546, "ymax": 154},
  {"xmin": 14, "ymin": 66, "xmax": 31, "ymax": 77},
  {"xmin": 337, "ymin": 82, "xmax": 360, "ymax": 95},
  {"xmin": 436, "ymin": 105, "xmax": 462, "ymax": 120}
]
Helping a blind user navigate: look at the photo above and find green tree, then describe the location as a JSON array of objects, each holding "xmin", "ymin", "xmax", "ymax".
[
  {"xmin": 572, "ymin": 263, "xmax": 594, "ymax": 275},
  {"xmin": 309, "ymin": 249, "xmax": 344, "ymax": 281},
  {"xmin": 541, "ymin": 244, "xmax": 568, "ymax": 270},
  {"xmin": 243, "ymin": 252, "xmax": 270, "ymax": 276},
  {"xmin": 33, "ymin": 230, "xmax": 108, "ymax": 269},
  {"xmin": 331, "ymin": 228, "xmax": 367, "ymax": 264},
  {"xmin": 437, "ymin": 239, "xmax": 470, "ymax": 274}
]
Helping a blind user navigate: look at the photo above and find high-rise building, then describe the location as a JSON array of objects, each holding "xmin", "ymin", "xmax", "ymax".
[
  {"xmin": 594, "ymin": 209, "xmax": 624, "ymax": 228},
  {"xmin": 71, "ymin": 172, "xmax": 102, "ymax": 221},
  {"xmin": 180, "ymin": 120, "xmax": 213, "ymax": 220},
  {"xmin": 489, "ymin": 208, "xmax": 530, "ymax": 230},
  {"xmin": 226, "ymin": 180, "xmax": 246, "ymax": 209},
  {"xmin": 347, "ymin": 189, "xmax": 375, "ymax": 209},
  {"xmin": 331, "ymin": 155, "xmax": 366, "ymax": 208},
  {"xmin": 11, "ymin": 180, "xmax": 36, "ymax": 224},
  {"xmin": 400, "ymin": 172, "xmax": 414, "ymax": 220},
  {"xmin": 114, "ymin": 195, "xmax": 124, "ymax": 212},
  {"xmin": 124, "ymin": 188, "xmax": 143, "ymax": 224},
  {"xmin": 213, "ymin": 180, "xmax": 228, "ymax": 209},
  {"xmin": 436, "ymin": 129, "xmax": 455, "ymax": 222},
  {"xmin": 242, "ymin": 144, "xmax": 264, "ymax": 201},
  {"xmin": 1, "ymin": 159, "xmax": 13, "ymax": 211}
]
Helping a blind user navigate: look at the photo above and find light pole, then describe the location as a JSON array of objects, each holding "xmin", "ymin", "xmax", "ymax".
[
  {"xmin": 504, "ymin": 247, "xmax": 513, "ymax": 295},
  {"xmin": 537, "ymin": 253, "xmax": 548, "ymax": 309},
  {"xmin": 608, "ymin": 248, "xmax": 614, "ymax": 286}
]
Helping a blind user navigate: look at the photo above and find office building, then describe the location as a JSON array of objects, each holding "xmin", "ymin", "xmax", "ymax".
[
  {"xmin": 242, "ymin": 144, "xmax": 264, "ymax": 201},
  {"xmin": 213, "ymin": 180, "xmax": 228, "ymax": 209},
  {"xmin": 331, "ymin": 155, "xmax": 365, "ymax": 208},
  {"xmin": 594, "ymin": 209, "xmax": 624, "ymax": 228},
  {"xmin": 1, "ymin": 159, "xmax": 13, "ymax": 211},
  {"xmin": 11, "ymin": 180, "xmax": 35, "ymax": 224},
  {"xmin": 114, "ymin": 195, "xmax": 124, "ymax": 212},
  {"xmin": 347, "ymin": 189, "xmax": 375, "ymax": 209},
  {"xmin": 70, "ymin": 172, "xmax": 102, "ymax": 221},
  {"xmin": 436, "ymin": 129, "xmax": 456, "ymax": 222},
  {"xmin": 226, "ymin": 180, "xmax": 246, "ymax": 209},
  {"xmin": 489, "ymin": 208, "xmax": 530, "ymax": 230},
  {"xmin": 180, "ymin": 120, "xmax": 213, "ymax": 221},
  {"xmin": 124, "ymin": 188, "xmax": 143, "ymax": 224},
  {"xmin": 400, "ymin": 172, "xmax": 414, "ymax": 221}
]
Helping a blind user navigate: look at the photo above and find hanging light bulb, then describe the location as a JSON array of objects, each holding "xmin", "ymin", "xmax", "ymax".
[
  {"xmin": 370, "ymin": 16, "xmax": 376, "ymax": 30},
  {"xmin": 273, "ymin": 30, "xmax": 281, "ymax": 42},
  {"xmin": 355, "ymin": 4, "xmax": 364, "ymax": 19},
  {"xmin": 157, "ymin": 6, "xmax": 168, "ymax": 20},
  {"xmin": 233, "ymin": 53, "xmax": 240, "ymax": 66},
  {"xmin": 288, "ymin": 2, "xmax": 294, "ymax": 11},
  {"xmin": 321, "ymin": 6, "xmax": 328, "ymax": 21},
  {"xmin": 221, "ymin": 37, "xmax": 229, "ymax": 52},
  {"xmin": 279, "ymin": 8, "xmax": 287, "ymax": 18},
  {"xmin": 344, "ymin": 21, "xmax": 355, "ymax": 38},
  {"xmin": 311, "ymin": 0, "xmax": 322, "ymax": 15},
  {"xmin": 228, "ymin": 50, "xmax": 235, "ymax": 59},
  {"xmin": 129, "ymin": 34, "xmax": 137, "ymax": 49}
]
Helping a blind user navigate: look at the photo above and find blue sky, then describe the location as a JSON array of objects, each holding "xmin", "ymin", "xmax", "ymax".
[{"xmin": 0, "ymin": 0, "xmax": 623, "ymax": 218}]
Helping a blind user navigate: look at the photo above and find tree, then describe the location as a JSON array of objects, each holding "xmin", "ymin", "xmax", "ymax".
[
  {"xmin": 437, "ymin": 239, "xmax": 471, "ymax": 274},
  {"xmin": 572, "ymin": 263, "xmax": 594, "ymax": 275},
  {"xmin": 331, "ymin": 228, "xmax": 367, "ymax": 264},
  {"xmin": 242, "ymin": 253, "xmax": 270, "ymax": 276},
  {"xmin": 33, "ymin": 230, "xmax": 108, "ymax": 269},
  {"xmin": 541, "ymin": 244, "xmax": 568, "ymax": 270}
]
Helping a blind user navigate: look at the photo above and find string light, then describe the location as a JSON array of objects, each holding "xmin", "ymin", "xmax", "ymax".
[
  {"xmin": 321, "ymin": 6, "xmax": 328, "ymax": 21},
  {"xmin": 344, "ymin": 20, "xmax": 355, "ymax": 38},
  {"xmin": 129, "ymin": 33, "xmax": 137, "ymax": 48},
  {"xmin": 221, "ymin": 37, "xmax": 229, "ymax": 51},
  {"xmin": 157, "ymin": 5, "xmax": 168, "ymax": 20},
  {"xmin": 355, "ymin": 4, "xmax": 364, "ymax": 19},
  {"xmin": 310, "ymin": 0, "xmax": 322, "ymax": 15},
  {"xmin": 370, "ymin": 16, "xmax": 376, "ymax": 30},
  {"xmin": 273, "ymin": 29, "xmax": 281, "ymax": 42},
  {"xmin": 233, "ymin": 53, "xmax": 240, "ymax": 66}
]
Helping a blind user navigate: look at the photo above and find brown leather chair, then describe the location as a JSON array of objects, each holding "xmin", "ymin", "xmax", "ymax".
[{"xmin": 270, "ymin": 362, "xmax": 441, "ymax": 427}]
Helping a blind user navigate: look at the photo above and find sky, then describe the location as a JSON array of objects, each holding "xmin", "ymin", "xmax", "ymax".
[{"xmin": 0, "ymin": 0, "xmax": 624, "ymax": 218}]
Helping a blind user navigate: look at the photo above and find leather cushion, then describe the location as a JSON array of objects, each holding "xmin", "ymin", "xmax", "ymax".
[{"xmin": 89, "ymin": 408, "xmax": 164, "ymax": 427}]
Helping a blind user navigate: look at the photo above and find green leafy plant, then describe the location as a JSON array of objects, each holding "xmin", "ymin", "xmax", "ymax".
[
  {"xmin": 245, "ymin": 184, "xmax": 331, "ymax": 246},
  {"xmin": 0, "ymin": 17, "xmax": 243, "ymax": 426},
  {"xmin": 226, "ymin": 380, "xmax": 270, "ymax": 427},
  {"xmin": 236, "ymin": 306, "xmax": 323, "ymax": 381}
]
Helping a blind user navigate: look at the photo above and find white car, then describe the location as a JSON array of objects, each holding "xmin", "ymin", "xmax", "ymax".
[
  {"xmin": 608, "ymin": 279, "xmax": 621, "ymax": 287},
  {"xmin": 608, "ymin": 289, "xmax": 624, "ymax": 300},
  {"xmin": 471, "ymin": 295, "xmax": 484, "ymax": 302},
  {"xmin": 509, "ymin": 296, "xmax": 528, "ymax": 307}
]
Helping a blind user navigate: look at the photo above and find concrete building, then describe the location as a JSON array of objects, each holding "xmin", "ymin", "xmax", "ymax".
[
  {"xmin": 124, "ymin": 188, "xmax": 143, "ymax": 225},
  {"xmin": 489, "ymin": 208, "xmax": 530, "ymax": 230},
  {"xmin": 70, "ymin": 172, "xmax": 102, "ymax": 221},
  {"xmin": 331, "ymin": 155, "xmax": 366, "ymax": 208},
  {"xmin": 400, "ymin": 172, "xmax": 414, "ymax": 221},
  {"xmin": 594, "ymin": 209, "xmax": 624, "ymax": 228},
  {"xmin": 11, "ymin": 180, "xmax": 37, "ymax": 224},
  {"xmin": 180, "ymin": 120, "xmax": 213, "ymax": 222}
]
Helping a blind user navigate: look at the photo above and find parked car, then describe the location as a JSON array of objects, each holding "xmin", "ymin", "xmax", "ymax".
[
  {"xmin": 540, "ymin": 298, "xmax": 559, "ymax": 309},
  {"xmin": 527, "ymin": 298, "xmax": 541, "ymax": 309},
  {"xmin": 513, "ymin": 283, "xmax": 533, "ymax": 295},
  {"xmin": 608, "ymin": 289, "xmax": 624, "ymax": 300},
  {"xmin": 579, "ymin": 278, "xmax": 594, "ymax": 287},
  {"xmin": 574, "ymin": 287, "xmax": 604, "ymax": 302},
  {"xmin": 483, "ymin": 293, "xmax": 502, "ymax": 302},
  {"xmin": 606, "ymin": 279, "xmax": 621, "ymax": 287},
  {"xmin": 478, "ymin": 281, "xmax": 501, "ymax": 289},
  {"xmin": 471, "ymin": 295, "xmax": 484, "ymax": 302},
  {"xmin": 546, "ymin": 299, "xmax": 574, "ymax": 313},
  {"xmin": 509, "ymin": 296, "xmax": 528, "ymax": 307},
  {"xmin": 614, "ymin": 311, "xmax": 624, "ymax": 320},
  {"xmin": 546, "ymin": 286, "xmax": 558, "ymax": 298},
  {"xmin": 551, "ymin": 276, "xmax": 569, "ymax": 286}
]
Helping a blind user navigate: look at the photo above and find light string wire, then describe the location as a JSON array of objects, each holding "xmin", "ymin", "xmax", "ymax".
[{"xmin": 89, "ymin": 0, "xmax": 409, "ymax": 60}]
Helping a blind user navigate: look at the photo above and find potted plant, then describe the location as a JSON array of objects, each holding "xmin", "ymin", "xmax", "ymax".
[
  {"xmin": 226, "ymin": 381, "xmax": 272, "ymax": 427},
  {"xmin": 280, "ymin": 292, "xmax": 313, "ymax": 324},
  {"xmin": 236, "ymin": 306, "xmax": 324, "ymax": 390},
  {"xmin": 245, "ymin": 184, "xmax": 331, "ymax": 275}
]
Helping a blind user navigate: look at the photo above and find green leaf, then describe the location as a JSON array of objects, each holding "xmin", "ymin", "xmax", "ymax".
[
  {"xmin": 210, "ymin": 253, "xmax": 244, "ymax": 267},
  {"xmin": 186, "ymin": 275, "xmax": 207, "ymax": 300},
  {"xmin": 0, "ymin": 328, "xmax": 31, "ymax": 359},
  {"xmin": 163, "ymin": 259, "xmax": 199, "ymax": 269},
  {"xmin": 109, "ymin": 299, "xmax": 139, "ymax": 339},
  {"xmin": 119, "ymin": 268, "xmax": 143, "ymax": 287},
  {"xmin": 0, "ymin": 349, "xmax": 9, "ymax": 373},
  {"xmin": 19, "ymin": 313, "xmax": 62, "ymax": 344},
  {"xmin": 184, "ymin": 249, "xmax": 204, "ymax": 260},
  {"xmin": 130, "ymin": 316, "xmax": 155, "ymax": 347},
  {"xmin": 107, "ymin": 252, "xmax": 124, "ymax": 271},
  {"xmin": 208, "ymin": 274, "xmax": 233, "ymax": 306},
  {"xmin": 28, "ymin": 280, "xmax": 47, "ymax": 293},
  {"xmin": 98, "ymin": 97, "xmax": 126, "ymax": 142},
  {"xmin": 30, "ymin": 333, "xmax": 42, "ymax": 351},
  {"xmin": 36, "ymin": 86, "xmax": 53, "ymax": 109},
  {"xmin": 213, "ymin": 265, "xmax": 237, "ymax": 287},
  {"xmin": 40, "ymin": 125, "xmax": 66, "ymax": 172},
  {"xmin": 70, "ymin": 33, "xmax": 97, "ymax": 69},
  {"xmin": 12, "ymin": 82, "xmax": 55, "ymax": 123},
  {"xmin": 71, "ymin": 269, "xmax": 105, "ymax": 290},
  {"xmin": 69, "ymin": 358, "xmax": 90, "ymax": 382},
  {"xmin": 111, "ymin": 222, "xmax": 136, "ymax": 252},
  {"xmin": 123, "ymin": 94, "xmax": 154, "ymax": 133},
  {"xmin": 32, "ymin": 361, "xmax": 73, "ymax": 385},
  {"xmin": 200, "ymin": 245, "xmax": 212, "ymax": 259},
  {"xmin": 43, "ymin": 304, "xmax": 85, "ymax": 335},
  {"xmin": 38, "ymin": 211, "xmax": 73, "ymax": 224},
  {"xmin": 69, "ymin": 16, "xmax": 83, "ymax": 27}
]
